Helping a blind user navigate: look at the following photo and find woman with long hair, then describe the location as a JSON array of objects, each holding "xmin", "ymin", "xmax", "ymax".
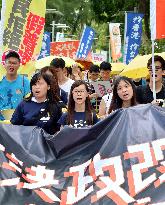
[
  {"xmin": 108, "ymin": 76, "xmax": 137, "ymax": 114},
  {"xmin": 11, "ymin": 72, "xmax": 62, "ymax": 134},
  {"xmin": 58, "ymin": 80, "xmax": 99, "ymax": 128},
  {"xmin": 40, "ymin": 66, "xmax": 68, "ymax": 105}
]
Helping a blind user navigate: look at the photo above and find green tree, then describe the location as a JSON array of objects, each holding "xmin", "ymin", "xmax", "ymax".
[
  {"xmin": 46, "ymin": 0, "xmax": 94, "ymax": 38},
  {"xmin": 90, "ymin": 0, "xmax": 165, "ymax": 54},
  {"xmin": 46, "ymin": 0, "xmax": 110, "ymax": 51}
]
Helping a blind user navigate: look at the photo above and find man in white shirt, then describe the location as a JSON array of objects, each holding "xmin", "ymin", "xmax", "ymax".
[{"xmin": 50, "ymin": 58, "xmax": 74, "ymax": 97}]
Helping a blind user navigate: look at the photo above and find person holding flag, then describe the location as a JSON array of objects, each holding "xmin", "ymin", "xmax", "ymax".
[
  {"xmin": 149, "ymin": 0, "xmax": 165, "ymax": 102},
  {"xmin": 136, "ymin": 55, "xmax": 165, "ymax": 105}
]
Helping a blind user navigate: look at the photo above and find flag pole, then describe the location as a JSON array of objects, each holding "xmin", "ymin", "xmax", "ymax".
[
  {"xmin": 123, "ymin": 11, "xmax": 127, "ymax": 64},
  {"xmin": 151, "ymin": 40, "xmax": 156, "ymax": 101}
]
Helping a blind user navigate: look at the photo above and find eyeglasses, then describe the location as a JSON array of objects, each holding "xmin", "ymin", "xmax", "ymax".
[
  {"xmin": 90, "ymin": 73, "xmax": 99, "ymax": 76},
  {"xmin": 148, "ymin": 66, "xmax": 162, "ymax": 72},
  {"xmin": 72, "ymin": 90, "xmax": 86, "ymax": 94},
  {"xmin": 6, "ymin": 61, "xmax": 19, "ymax": 66}
]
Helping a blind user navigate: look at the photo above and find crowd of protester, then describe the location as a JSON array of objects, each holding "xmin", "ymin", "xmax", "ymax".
[{"xmin": 0, "ymin": 50, "xmax": 165, "ymax": 134}]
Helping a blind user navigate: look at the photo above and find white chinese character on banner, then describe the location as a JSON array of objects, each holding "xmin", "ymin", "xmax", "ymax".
[
  {"xmin": 131, "ymin": 32, "xmax": 140, "ymax": 40},
  {"xmin": 91, "ymin": 153, "xmax": 135, "ymax": 204},
  {"xmin": 133, "ymin": 16, "xmax": 143, "ymax": 24},
  {"xmin": 65, "ymin": 160, "xmax": 93, "ymax": 204},
  {"xmin": 132, "ymin": 24, "xmax": 140, "ymax": 32},
  {"xmin": 43, "ymin": 33, "xmax": 48, "ymax": 41},
  {"xmin": 130, "ymin": 51, "xmax": 136, "ymax": 58},
  {"xmin": 41, "ymin": 41, "xmax": 46, "ymax": 50},
  {"xmin": 23, "ymin": 165, "xmax": 61, "ymax": 202},
  {"xmin": 130, "ymin": 43, "xmax": 139, "ymax": 51}
]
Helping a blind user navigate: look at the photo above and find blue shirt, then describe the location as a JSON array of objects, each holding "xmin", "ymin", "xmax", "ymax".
[
  {"xmin": 11, "ymin": 100, "xmax": 62, "ymax": 134},
  {"xmin": 58, "ymin": 111, "xmax": 99, "ymax": 128},
  {"xmin": 0, "ymin": 75, "xmax": 30, "ymax": 110}
]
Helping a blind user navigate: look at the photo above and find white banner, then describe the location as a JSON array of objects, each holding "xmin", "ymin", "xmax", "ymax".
[
  {"xmin": 92, "ymin": 81, "xmax": 112, "ymax": 97},
  {"xmin": 109, "ymin": 23, "xmax": 122, "ymax": 62},
  {"xmin": 92, "ymin": 52, "xmax": 107, "ymax": 62}
]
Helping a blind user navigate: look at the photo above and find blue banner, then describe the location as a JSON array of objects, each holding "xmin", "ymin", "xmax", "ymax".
[
  {"xmin": 38, "ymin": 31, "xmax": 51, "ymax": 60},
  {"xmin": 76, "ymin": 25, "xmax": 95, "ymax": 59},
  {"xmin": 123, "ymin": 13, "xmax": 144, "ymax": 65}
]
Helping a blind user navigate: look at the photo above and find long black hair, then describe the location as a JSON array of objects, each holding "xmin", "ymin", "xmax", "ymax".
[
  {"xmin": 25, "ymin": 72, "xmax": 60, "ymax": 117},
  {"xmin": 67, "ymin": 80, "xmax": 93, "ymax": 126},
  {"xmin": 40, "ymin": 66, "xmax": 60, "ymax": 97},
  {"xmin": 108, "ymin": 76, "xmax": 137, "ymax": 114}
]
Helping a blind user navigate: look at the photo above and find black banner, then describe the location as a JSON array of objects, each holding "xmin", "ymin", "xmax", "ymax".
[{"xmin": 0, "ymin": 104, "xmax": 165, "ymax": 205}]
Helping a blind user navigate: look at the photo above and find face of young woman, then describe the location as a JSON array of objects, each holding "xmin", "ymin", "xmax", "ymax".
[
  {"xmin": 32, "ymin": 77, "xmax": 50, "ymax": 102},
  {"xmin": 117, "ymin": 80, "xmax": 133, "ymax": 102},
  {"xmin": 72, "ymin": 84, "xmax": 88, "ymax": 105}
]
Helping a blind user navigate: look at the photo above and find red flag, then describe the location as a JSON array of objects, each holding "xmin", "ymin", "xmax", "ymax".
[{"xmin": 150, "ymin": 0, "xmax": 165, "ymax": 40}]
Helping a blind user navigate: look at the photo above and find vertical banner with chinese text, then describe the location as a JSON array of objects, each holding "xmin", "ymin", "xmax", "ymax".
[
  {"xmin": 123, "ymin": 12, "xmax": 144, "ymax": 65},
  {"xmin": 2, "ymin": 0, "xmax": 46, "ymax": 65},
  {"xmin": 109, "ymin": 23, "xmax": 122, "ymax": 62},
  {"xmin": 0, "ymin": 0, "xmax": 7, "ymax": 79},
  {"xmin": 38, "ymin": 32, "xmax": 51, "ymax": 60},
  {"xmin": 76, "ymin": 25, "xmax": 95, "ymax": 59}
]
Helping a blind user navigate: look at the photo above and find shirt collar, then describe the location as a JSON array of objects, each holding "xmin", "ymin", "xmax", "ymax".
[{"xmin": 31, "ymin": 97, "xmax": 47, "ymax": 103}]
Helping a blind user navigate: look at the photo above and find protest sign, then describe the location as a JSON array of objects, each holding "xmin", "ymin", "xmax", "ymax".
[{"xmin": 92, "ymin": 81, "xmax": 113, "ymax": 97}]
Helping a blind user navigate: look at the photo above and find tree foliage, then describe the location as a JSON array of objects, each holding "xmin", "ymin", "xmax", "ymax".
[
  {"xmin": 46, "ymin": 0, "xmax": 94, "ymax": 38},
  {"xmin": 90, "ymin": 0, "xmax": 165, "ymax": 54}
]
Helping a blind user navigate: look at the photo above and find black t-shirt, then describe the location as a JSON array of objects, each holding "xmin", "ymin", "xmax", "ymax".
[
  {"xmin": 11, "ymin": 100, "xmax": 62, "ymax": 134},
  {"xmin": 136, "ymin": 84, "xmax": 165, "ymax": 104},
  {"xmin": 133, "ymin": 79, "xmax": 143, "ymax": 86},
  {"xmin": 58, "ymin": 111, "xmax": 99, "ymax": 128}
]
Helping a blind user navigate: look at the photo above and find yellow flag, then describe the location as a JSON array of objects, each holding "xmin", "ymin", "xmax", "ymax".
[{"xmin": 1, "ymin": 0, "xmax": 46, "ymax": 78}]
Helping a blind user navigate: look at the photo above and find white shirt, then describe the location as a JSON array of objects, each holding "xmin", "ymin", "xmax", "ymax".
[
  {"xmin": 59, "ymin": 78, "xmax": 74, "ymax": 97},
  {"xmin": 102, "ymin": 93, "xmax": 113, "ymax": 114}
]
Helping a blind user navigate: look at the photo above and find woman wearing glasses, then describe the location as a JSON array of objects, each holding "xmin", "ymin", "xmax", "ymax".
[{"xmin": 58, "ymin": 80, "xmax": 100, "ymax": 128}]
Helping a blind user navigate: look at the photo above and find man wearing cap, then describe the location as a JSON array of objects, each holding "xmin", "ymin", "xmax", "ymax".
[
  {"xmin": 50, "ymin": 58, "xmax": 74, "ymax": 97},
  {"xmin": 136, "ymin": 55, "xmax": 165, "ymax": 105}
]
